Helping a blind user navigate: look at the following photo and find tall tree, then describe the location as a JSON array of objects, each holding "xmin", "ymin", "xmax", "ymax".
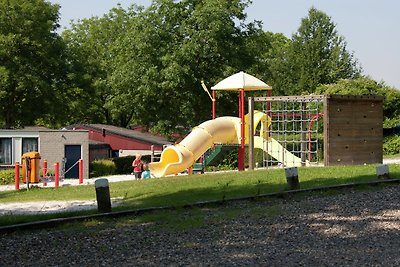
[
  {"xmin": 64, "ymin": 0, "xmax": 261, "ymax": 134},
  {"xmin": 116, "ymin": 0, "xmax": 260, "ymax": 134},
  {"xmin": 245, "ymin": 31, "xmax": 291, "ymax": 96},
  {"xmin": 273, "ymin": 7, "xmax": 361, "ymax": 95},
  {"xmin": 62, "ymin": 6, "xmax": 134, "ymax": 126},
  {"xmin": 0, "ymin": 0, "xmax": 67, "ymax": 128}
]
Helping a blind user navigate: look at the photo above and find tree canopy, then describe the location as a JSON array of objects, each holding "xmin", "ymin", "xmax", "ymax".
[
  {"xmin": 0, "ymin": 1, "xmax": 398, "ymax": 134},
  {"xmin": 269, "ymin": 7, "xmax": 361, "ymax": 95},
  {"xmin": 63, "ymin": 0, "xmax": 260, "ymax": 134},
  {"xmin": 0, "ymin": 0, "xmax": 67, "ymax": 128}
]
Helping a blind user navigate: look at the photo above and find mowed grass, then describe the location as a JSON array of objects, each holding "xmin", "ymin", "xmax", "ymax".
[{"xmin": 0, "ymin": 164, "xmax": 399, "ymax": 227}]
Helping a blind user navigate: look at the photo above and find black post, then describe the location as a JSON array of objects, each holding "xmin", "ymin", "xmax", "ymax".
[
  {"xmin": 95, "ymin": 178, "xmax": 112, "ymax": 213},
  {"xmin": 285, "ymin": 167, "xmax": 300, "ymax": 190}
]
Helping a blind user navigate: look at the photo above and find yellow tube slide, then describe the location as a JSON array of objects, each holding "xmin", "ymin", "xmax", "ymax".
[
  {"xmin": 149, "ymin": 117, "xmax": 241, "ymax": 177},
  {"xmin": 149, "ymin": 110, "xmax": 305, "ymax": 177}
]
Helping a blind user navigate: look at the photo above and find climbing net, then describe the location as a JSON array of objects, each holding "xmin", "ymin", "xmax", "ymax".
[{"xmin": 254, "ymin": 95, "xmax": 324, "ymax": 168}]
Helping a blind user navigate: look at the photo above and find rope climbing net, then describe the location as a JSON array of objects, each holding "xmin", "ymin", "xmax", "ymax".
[{"xmin": 254, "ymin": 95, "xmax": 324, "ymax": 168}]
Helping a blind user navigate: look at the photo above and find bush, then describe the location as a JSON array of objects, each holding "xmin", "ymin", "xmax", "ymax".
[
  {"xmin": 383, "ymin": 135, "xmax": 400, "ymax": 155},
  {"xmin": 0, "ymin": 168, "xmax": 18, "ymax": 185},
  {"xmin": 112, "ymin": 156, "xmax": 135, "ymax": 174},
  {"xmin": 89, "ymin": 159, "xmax": 116, "ymax": 178}
]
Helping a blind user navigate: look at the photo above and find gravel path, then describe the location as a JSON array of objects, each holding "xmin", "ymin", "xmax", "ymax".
[{"xmin": 1, "ymin": 184, "xmax": 399, "ymax": 266}]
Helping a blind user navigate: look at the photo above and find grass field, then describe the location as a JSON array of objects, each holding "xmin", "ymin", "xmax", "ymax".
[{"xmin": 1, "ymin": 163, "xmax": 400, "ymax": 227}]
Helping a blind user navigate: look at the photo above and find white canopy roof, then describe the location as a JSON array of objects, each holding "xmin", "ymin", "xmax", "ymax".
[{"xmin": 211, "ymin": 71, "xmax": 271, "ymax": 91}]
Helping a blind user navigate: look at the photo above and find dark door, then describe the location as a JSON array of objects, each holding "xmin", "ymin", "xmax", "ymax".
[{"xmin": 64, "ymin": 145, "xmax": 81, "ymax": 178}]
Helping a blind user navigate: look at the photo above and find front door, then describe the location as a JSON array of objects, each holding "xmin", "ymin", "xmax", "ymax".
[{"xmin": 64, "ymin": 145, "xmax": 81, "ymax": 179}]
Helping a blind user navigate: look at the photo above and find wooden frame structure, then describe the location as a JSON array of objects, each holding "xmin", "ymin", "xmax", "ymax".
[{"xmin": 248, "ymin": 94, "xmax": 384, "ymax": 169}]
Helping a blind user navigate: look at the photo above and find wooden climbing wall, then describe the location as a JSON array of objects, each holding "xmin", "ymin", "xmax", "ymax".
[{"xmin": 324, "ymin": 95, "xmax": 384, "ymax": 166}]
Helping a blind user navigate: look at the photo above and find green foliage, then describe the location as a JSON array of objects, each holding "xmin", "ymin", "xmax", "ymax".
[
  {"xmin": 89, "ymin": 159, "xmax": 116, "ymax": 178},
  {"xmin": 216, "ymin": 148, "xmax": 239, "ymax": 170},
  {"xmin": 62, "ymin": 6, "xmax": 134, "ymax": 126},
  {"xmin": 2, "ymin": 0, "xmax": 397, "ymax": 137},
  {"xmin": 383, "ymin": 135, "xmax": 400, "ymax": 155},
  {"xmin": 0, "ymin": 168, "xmax": 17, "ymax": 185},
  {"xmin": 62, "ymin": 0, "xmax": 260, "ymax": 134},
  {"xmin": 269, "ymin": 7, "xmax": 360, "ymax": 95},
  {"xmin": 316, "ymin": 77, "xmax": 400, "ymax": 126},
  {"xmin": 0, "ymin": 0, "xmax": 68, "ymax": 128},
  {"xmin": 112, "ymin": 156, "xmax": 134, "ymax": 174}
]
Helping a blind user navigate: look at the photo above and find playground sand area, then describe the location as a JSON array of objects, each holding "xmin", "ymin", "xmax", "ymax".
[{"xmin": 0, "ymin": 175, "xmax": 134, "ymax": 215}]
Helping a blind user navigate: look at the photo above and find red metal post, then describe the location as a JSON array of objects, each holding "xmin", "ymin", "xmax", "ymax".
[
  {"xmin": 15, "ymin": 162, "xmax": 19, "ymax": 190},
  {"xmin": 238, "ymin": 89, "xmax": 245, "ymax": 171},
  {"xmin": 43, "ymin": 160, "xmax": 48, "ymax": 177},
  {"xmin": 43, "ymin": 159, "xmax": 48, "ymax": 186},
  {"xmin": 79, "ymin": 159, "xmax": 83, "ymax": 184},
  {"xmin": 54, "ymin": 162, "xmax": 59, "ymax": 188},
  {"xmin": 212, "ymin": 90, "xmax": 216, "ymax": 119}
]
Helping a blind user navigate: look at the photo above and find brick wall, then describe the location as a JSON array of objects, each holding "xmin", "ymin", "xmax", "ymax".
[{"xmin": 39, "ymin": 130, "xmax": 89, "ymax": 179}]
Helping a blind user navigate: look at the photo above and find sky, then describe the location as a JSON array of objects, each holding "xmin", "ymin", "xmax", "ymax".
[{"xmin": 48, "ymin": 0, "xmax": 400, "ymax": 89}]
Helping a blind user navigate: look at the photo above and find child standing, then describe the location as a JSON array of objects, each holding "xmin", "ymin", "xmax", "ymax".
[
  {"xmin": 141, "ymin": 164, "xmax": 151, "ymax": 179},
  {"xmin": 132, "ymin": 153, "xmax": 143, "ymax": 179}
]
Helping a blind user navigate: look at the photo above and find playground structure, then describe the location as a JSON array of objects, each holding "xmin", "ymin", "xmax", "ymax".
[
  {"xmin": 249, "ymin": 95, "xmax": 324, "ymax": 169},
  {"xmin": 149, "ymin": 71, "xmax": 272, "ymax": 177},
  {"xmin": 248, "ymin": 94, "xmax": 383, "ymax": 169},
  {"xmin": 149, "ymin": 71, "xmax": 384, "ymax": 178}
]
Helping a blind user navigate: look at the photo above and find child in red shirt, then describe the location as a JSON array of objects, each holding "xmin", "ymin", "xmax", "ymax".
[{"xmin": 132, "ymin": 153, "xmax": 143, "ymax": 179}]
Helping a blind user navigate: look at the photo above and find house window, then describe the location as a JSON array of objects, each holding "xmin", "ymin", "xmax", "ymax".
[
  {"xmin": 22, "ymin": 138, "xmax": 38, "ymax": 154},
  {"xmin": 0, "ymin": 138, "xmax": 12, "ymax": 164}
]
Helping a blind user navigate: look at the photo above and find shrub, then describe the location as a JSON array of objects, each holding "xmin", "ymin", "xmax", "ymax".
[
  {"xmin": 383, "ymin": 135, "xmax": 400, "ymax": 155},
  {"xmin": 112, "ymin": 156, "xmax": 134, "ymax": 174},
  {"xmin": 216, "ymin": 148, "xmax": 238, "ymax": 170},
  {"xmin": 0, "ymin": 168, "xmax": 18, "ymax": 185},
  {"xmin": 89, "ymin": 159, "xmax": 116, "ymax": 178}
]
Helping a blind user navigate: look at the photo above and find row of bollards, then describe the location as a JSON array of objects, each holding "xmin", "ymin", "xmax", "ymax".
[
  {"xmin": 285, "ymin": 164, "xmax": 391, "ymax": 191},
  {"xmin": 93, "ymin": 165, "xmax": 392, "ymax": 214}
]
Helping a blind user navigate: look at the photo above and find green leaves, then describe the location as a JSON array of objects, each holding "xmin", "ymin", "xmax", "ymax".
[
  {"xmin": 0, "ymin": 0, "xmax": 67, "ymax": 128},
  {"xmin": 261, "ymin": 7, "xmax": 361, "ymax": 96},
  {"xmin": 3, "ymin": 1, "xmax": 392, "ymax": 135},
  {"xmin": 61, "ymin": 0, "xmax": 259, "ymax": 134}
]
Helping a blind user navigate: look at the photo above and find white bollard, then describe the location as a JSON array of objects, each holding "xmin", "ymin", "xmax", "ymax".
[
  {"xmin": 285, "ymin": 167, "xmax": 300, "ymax": 190},
  {"xmin": 376, "ymin": 164, "xmax": 389, "ymax": 179},
  {"xmin": 95, "ymin": 178, "xmax": 112, "ymax": 213}
]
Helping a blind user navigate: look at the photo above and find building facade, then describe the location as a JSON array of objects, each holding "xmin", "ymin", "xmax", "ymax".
[{"xmin": 0, "ymin": 127, "xmax": 89, "ymax": 179}]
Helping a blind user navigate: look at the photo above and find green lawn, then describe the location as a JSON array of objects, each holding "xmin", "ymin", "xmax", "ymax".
[{"xmin": 1, "ymin": 164, "xmax": 399, "ymax": 227}]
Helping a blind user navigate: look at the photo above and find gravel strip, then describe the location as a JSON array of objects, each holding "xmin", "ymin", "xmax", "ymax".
[{"xmin": 1, "ymin": 185, "xmax": 399, "ymax": 266}]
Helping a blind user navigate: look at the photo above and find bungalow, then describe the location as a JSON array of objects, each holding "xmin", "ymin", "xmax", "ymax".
[
  {"xmin": 0, "ymin": 127, "xmax": 89, "ymax": 179},
  {"xmin": 65, "ymin": 124, "xmax": 172, "ymax": 159}
]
